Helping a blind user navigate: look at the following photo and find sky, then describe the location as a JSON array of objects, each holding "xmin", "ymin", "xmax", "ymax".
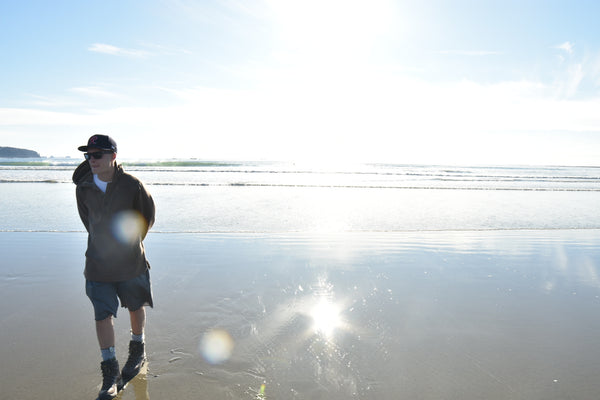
[{"xmin": 2, "ymin": 0, "xmax": 600, "ymax": 165}]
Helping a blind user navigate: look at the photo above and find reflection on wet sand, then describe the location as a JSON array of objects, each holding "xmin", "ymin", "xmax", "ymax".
[
  {"xmin": 118, "ymin": 364, "xmax": 148, "ymax": 400},
  {"xmin": 146, "ymin": 231, "xmax": 600, "ymax": 399},
  {"xmin": 3, "ymin": 231, "xmax": 600, "ymax": 399}
]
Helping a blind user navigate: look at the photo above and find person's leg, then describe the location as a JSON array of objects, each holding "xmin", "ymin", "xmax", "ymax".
[
  {"xmin": 119, "ymin": 271, "xmax": 152, "ymax": 381},
  {"xmin": 86, "ymin": 280, "xmax": 122, "ymax": 399},
  {"xmin": 122, "ymin": 307, "xmax": 147, "ymax": 381},
  {"xmin": 129, "ymin": 307, "xmax": 146, "ymax": 338},
  {"xmin": 86, "ymin": 280, "xmax": 119, "ymax": 359},
  {"xmin": 96, "ymin": 316, "xmax": 116, "ymax": 350}
]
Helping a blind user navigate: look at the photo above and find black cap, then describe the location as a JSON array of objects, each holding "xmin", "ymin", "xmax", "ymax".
[{"xmin": 78, "ymin": 135, "xmax": 117, "ymax": 152}]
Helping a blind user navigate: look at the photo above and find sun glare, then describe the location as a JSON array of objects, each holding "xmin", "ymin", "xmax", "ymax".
[
  {"xmin": 268, "ymin": 0, "xmax": 395, "ymax": 60},
  {"xmin": 310, "ymin": 298, "xmax": 343, "ymax": 338}
]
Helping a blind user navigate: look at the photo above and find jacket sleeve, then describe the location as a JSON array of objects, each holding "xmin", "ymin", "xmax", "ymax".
[
  {"xmin": 136, "ymin": 182, "xmax": 155, "ymax": 239},
  {"xmin": 76, "ymin": 187, "xmax": 90, "ymax": 232}
]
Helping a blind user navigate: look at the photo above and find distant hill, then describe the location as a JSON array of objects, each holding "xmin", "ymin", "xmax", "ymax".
[{"xmin": 0, "ymin": 147, "xmax": 41, "ymax": 158}]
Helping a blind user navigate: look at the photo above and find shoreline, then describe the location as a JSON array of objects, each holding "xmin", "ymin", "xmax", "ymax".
[
  {"xmin": 3, "ymin": 226, "xmax": 600, "ymax": 233},
  {"xmin": 3, "ymin": 182, "xmax": 600, "ymax": 233}
]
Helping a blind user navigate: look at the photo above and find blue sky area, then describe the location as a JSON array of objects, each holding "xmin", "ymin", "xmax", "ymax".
[{"xmin": 1, "ymin": 0, "xmax": 600, "ymax": 165}]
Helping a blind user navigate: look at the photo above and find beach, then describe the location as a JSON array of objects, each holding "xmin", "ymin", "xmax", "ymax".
[
  {"xmin": 2, "ymin": 161, "xmax": 600, "ymax": 399},
  {"xmin": 5, "ymin": 0, "xmax": 600, "ymax": 398},
  {"xmin": 3, "ymin": 230, "xmax": 600, "ymax": 399}
]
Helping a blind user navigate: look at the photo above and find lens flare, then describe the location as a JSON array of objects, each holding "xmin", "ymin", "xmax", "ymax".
[
  {"xmin": 200, "ymin": 329, "xmax": 235, "ymax": 364},
  {"xmin": 112, "ymin": 210, "xmax": 147, "ymax": 244}
]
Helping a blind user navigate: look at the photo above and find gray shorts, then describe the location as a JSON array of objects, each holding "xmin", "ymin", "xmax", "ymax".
[{"xmin": 86, "ymin": 270, "xmax": 153, "ymax": 321}]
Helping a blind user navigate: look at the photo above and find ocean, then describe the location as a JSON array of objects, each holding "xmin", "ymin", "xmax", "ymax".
[
  {"xmin": 2, "ymin": 158, "xmax": 600, "ymax": 399},
  {"xmin": 2, "ymin": 158, "xmax": 600, "ymax": 233}
]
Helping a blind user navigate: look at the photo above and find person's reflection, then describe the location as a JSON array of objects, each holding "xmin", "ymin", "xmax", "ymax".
[{"xmin": 122, "ymin": 363, "xmax": 149, "ymax": 400}]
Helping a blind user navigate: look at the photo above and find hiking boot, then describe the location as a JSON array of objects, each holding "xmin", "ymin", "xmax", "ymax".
[
  {"xmin": 121, "ymin": 340, "xmax": 146, "ymax": 382},
  {"xmin": 97, "ymin": 358, "xmax": 122, "ymax": 400}
]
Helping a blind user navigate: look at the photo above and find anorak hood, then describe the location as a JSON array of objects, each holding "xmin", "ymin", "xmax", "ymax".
[
  {"xmin": 72, "ymin": 160, "xmax": 91, "ymax": 185},
  {"xmin": 72, "ymin": 161, "xmax": 123, "ymax": 185}
]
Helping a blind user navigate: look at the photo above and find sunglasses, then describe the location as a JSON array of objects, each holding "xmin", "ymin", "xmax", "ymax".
[{"xmin": 84, "ymin": 151, "xmax": 113, "ymax": 160}]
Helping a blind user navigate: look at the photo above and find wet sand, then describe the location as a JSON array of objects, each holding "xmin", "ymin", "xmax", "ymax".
[{"xmin": 2, "ymin": 230, "xmax": 600, "ymax": 399}]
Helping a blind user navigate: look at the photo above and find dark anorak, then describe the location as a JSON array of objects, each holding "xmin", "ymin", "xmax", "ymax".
[{"xmin": 73, "ymin": 161, "xmax": 155, "ymax": 282}]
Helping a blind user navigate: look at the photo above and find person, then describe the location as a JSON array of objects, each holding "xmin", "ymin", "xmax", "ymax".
[{"xmin": 72, "ymin": 135, "xmax": 155, "ymax": 400}]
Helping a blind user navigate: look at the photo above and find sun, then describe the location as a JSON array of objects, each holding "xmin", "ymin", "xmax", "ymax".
[{"xmin": 266, "ymin": 0, "xmax": 396, "ymax": 61}]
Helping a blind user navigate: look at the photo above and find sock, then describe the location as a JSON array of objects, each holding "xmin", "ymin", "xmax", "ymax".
[
  {"xmin": 131, "ymin": 332, "xmax": 145, "ymax": 343},
  {"xmin": 101, "ymin": 346, "xmax": 116, "ymax": 361}
]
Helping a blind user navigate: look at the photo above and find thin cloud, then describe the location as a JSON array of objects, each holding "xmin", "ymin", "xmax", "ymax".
[
  {"xmin": 137, "ymin": 41, "xmax": 193, "ymax": 56},
  {"xmin": 69, "ymin": 86, "xmax": 123, "ymax": 98},
  {"xmin": 438, "ymin": 50, "xmax": 501, "ymax": 56},
  {"xmin": 24, "ymin": 94, "xmax": 80, "ymax": 108},
  {"xmin": 3, "ymin": 75, "xmax": 600, "ymax": 165},
  {"xmin": 88, "ymin": 43, "xmax": 150, "ymax": 58},
  {"xmin": 555, "ymin": 41, "xmax": 574, "ymax": 54},
  {"xmin": 564, "ymin": 63, "xmax": 584, "ymax": 98}
]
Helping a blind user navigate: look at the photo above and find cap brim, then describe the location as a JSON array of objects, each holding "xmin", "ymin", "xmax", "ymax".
[{"xmin": 78, "ymin": 145, "xmax": 114, "ymax": 152}]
